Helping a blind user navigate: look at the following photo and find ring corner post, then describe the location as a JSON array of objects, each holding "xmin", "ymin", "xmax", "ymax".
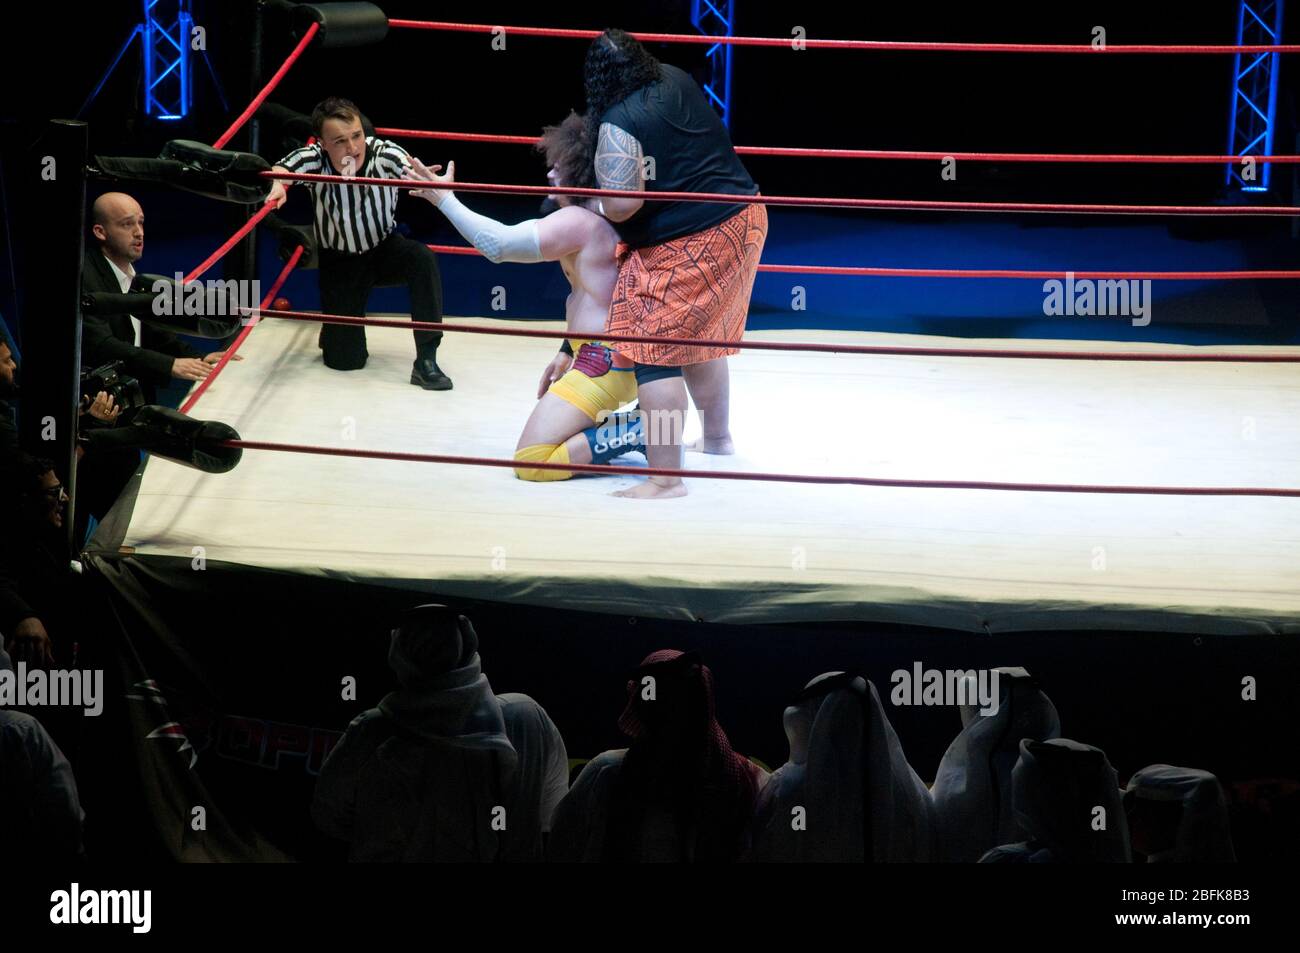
[{"xmin": 20, "ymin": 119, "xmax": 88, "ymax": 554}]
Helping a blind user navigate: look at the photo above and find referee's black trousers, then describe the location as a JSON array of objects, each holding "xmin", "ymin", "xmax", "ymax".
[{"xmin": 318, "ymin": 233, "xmax": 443, "ymax": 371}]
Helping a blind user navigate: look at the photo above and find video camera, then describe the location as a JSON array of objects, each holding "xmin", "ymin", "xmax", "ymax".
[{"xmin": 79, "ymin": 361, "xmax": 146, "ymax": 425}]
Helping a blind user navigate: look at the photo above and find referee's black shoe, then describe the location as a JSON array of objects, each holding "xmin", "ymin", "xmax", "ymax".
[{"xmin": 411, "ymin": 356, "xmax": 453, "ymax": 390}]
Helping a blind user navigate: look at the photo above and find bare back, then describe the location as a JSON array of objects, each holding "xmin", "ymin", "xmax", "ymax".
[{"xmin": 540, "ymin": 205, "xmax": 619, "ymax": 338}]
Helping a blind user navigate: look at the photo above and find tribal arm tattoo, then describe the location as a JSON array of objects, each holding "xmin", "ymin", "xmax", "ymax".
[{"xmin": 594, "ymin": 122, "xmax": 646, "ymax": 222}]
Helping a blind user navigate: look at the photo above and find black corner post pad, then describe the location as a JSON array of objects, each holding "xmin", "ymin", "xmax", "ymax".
[
  {"xmin": 160, "ymin": 140, "xmax": 270, "ymax": 177},
  {"xmin": 81, "ymin": 290, "xmax": 159, "ymax": 316},
  {"xmin": 293, "ymin": 2, "xmax": 389, "ymax": 48},
  {"xmin": 160, "ymin": 139, "xmax": 272, "ymax": 196},
  {"xmin": 80, "ymin": 406, "xmax": 243, "ymax": 474},
  {"xmin": 92, "ymin": 142, "xmax": 271, "ymax": 205},
  {"xmin": 81, "ymin": 274, "xmax": 244, "ymax": 340}
]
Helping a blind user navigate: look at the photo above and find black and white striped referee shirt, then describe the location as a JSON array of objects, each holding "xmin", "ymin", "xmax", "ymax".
[{"xmin": 277, "ymin": 137, "xmax": 412, "ymax": 254}]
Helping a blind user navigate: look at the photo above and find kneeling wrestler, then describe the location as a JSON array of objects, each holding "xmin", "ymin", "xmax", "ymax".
[{"xmin": 406, "ymin": 113, "xmax": 643, "ymax": 481}]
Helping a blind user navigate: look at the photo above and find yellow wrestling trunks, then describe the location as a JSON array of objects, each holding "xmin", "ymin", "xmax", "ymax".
[
  {"xmin": 549, "ymin": 339, "xmax": 637, "ymax": 421},
  {"xmin": 514, "ymin": 340, "xmax": 638, "ymax": 481}
]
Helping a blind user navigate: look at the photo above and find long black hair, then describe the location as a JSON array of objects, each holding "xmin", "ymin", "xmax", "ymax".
[{"xmin": 583, "ymin": 29, "xmax": 662, "ymax": 169}]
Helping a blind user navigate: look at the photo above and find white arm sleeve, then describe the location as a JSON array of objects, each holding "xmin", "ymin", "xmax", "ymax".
[{"xmin": 437, "ymin": 193, "xmax": 543, "ymax": 264}]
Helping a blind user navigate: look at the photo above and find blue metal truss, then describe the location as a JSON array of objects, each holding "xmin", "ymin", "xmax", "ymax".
[
  {"xmin": 1226, "ymin": 0, "xmax": 1285, "ymax": 192},
  {"xmin": 143, "ymin": 0, "xmax": 193, "ymax": 120},
  {"xmin": 691, "ymin": 0, "xmax": 735, "ymax": 127},
  {"xmin": 79, "ymin": 1, "xmax": 226, "ymax": 121}
]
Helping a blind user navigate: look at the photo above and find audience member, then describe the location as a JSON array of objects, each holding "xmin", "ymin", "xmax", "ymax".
[
  {"xmin": 548, "ymin": 649, "xmax": 767, "ymax": 862},
  {"xmin": 0, "ymin": 453, "xmax": 71, "ymax": 668},
  {"xmin": 930, "ymin": 667, "xmax": 1061, "ymax": 862},
  {"xmin": 1124, "ymin": 764, "xmax": 1236, "ymax": 862},
  {"xmin": 746, "ymin": 672, "xmax": 936, "ymax": 862},
  {"xmin": 0, "ymin": 644, "xmax": 85, "ymax": 859},
  {"xmin": 312, "ymin": 605, "xmax": 569, "ymax": 861},
  {"xmin": 980, "ymin": 738, "xmax": 1131, "ymax": 863},
  {"xmin": 0, "ymin": 332, "xmax": 17, "ymax": 461}
]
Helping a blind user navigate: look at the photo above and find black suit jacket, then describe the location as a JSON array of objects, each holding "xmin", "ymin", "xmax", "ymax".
[{"xmin": 81, "ymin": 251, "xmax": 203, "ymax": 387}]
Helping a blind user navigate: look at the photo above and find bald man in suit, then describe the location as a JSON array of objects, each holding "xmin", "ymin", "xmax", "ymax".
[
  {"xmin": 76, "ymin": 192, "xmax": 239, "ymax": 542},
  {"xmin": 81, "ymin": 192, "xmax": 237, "ymax": 402}
]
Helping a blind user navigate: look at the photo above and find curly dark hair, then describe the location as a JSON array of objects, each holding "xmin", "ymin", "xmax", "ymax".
[
  {"xmin": 535, "ymin": 111, "xmax": 596, "ymax": 190},
  {"xmin": 583, "ymin": 29, "xmax": 662, "ymax": 164}
]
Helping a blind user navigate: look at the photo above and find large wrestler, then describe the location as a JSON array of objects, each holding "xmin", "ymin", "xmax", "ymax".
[
  {"xmin": 405, "ymin": 113, "xmax": 643, "ymax": 481},
  {"xmin": 586, "ymin": 29, "xmax": 768, "ymax": 499}
]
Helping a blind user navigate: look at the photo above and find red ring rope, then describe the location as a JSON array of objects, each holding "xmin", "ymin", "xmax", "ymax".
[
  {"xmin": 180, "ymin": 244, "xmax": 305, "ymax": 415},
  {"xmin": 751, "ymin": 265, "xmax": 1300, "ymax": 280},
  {"xmin": 264, "ymin": 170, "xmax": 1300, "ymax": 216},
  {"xmin": 377, "ymin": 127, "xmax": 1300, "ymax": 166},
  {"xmin": 213, "ymin": 22, "xmax": 320, "ymax": 150},
  {"xmin": 254, "ymin": 309, "xmax": 1300, "ymax": 363},
  {"xmin": 223, "ymin": 439, "xmax": 1300, "ymax": 498},
  {"xmin": 424, "ymin": 243, "xmax": 1300, "ymax": 281},
  {"xmin": 386, "ymin": 20, "xmax": 1300, "ymax": 55}
]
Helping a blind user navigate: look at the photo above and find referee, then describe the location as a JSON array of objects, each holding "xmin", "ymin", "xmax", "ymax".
[{"xmin": 267, "ymin": 97, "xmax": 451, "ymax": 389}]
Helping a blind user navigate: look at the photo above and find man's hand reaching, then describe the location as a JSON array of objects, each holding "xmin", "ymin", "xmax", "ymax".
[
  {"xmin": 405, "ymin": 158, "xmax": 456, "ymax": 207},
  {"xmin": 266, "ymin": 166, "xmax": 292, "ymax": 209},
  {"xmin": 204, "ymin": 351, "xmax": 244, "ymax": 365},
  {"xmin": 172, "ymin": 358, "xmax": 212, "ymax": 381}
]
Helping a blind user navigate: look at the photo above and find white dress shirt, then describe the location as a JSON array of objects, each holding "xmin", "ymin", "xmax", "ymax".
[{"xmin": 103, "ymin": 254, "xmax": 141, "ymax": 347}]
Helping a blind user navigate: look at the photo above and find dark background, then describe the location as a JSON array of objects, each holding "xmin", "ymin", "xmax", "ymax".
[{"xmin": 7, "ymin": 0, "xmax": 1299, "ymax": 203}]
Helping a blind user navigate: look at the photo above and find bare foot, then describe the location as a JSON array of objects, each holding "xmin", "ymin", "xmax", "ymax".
[
  {"xmin": 685, "ymin": 435, "xmax": 735, "ymax": 455},
  {"xmin": 612, "ymin": 479, "xmax": 688, "ymax": 500}
]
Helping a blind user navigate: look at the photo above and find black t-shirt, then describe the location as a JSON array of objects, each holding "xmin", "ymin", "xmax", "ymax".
[{"xmin": 600, "ymin": 64, "xmax": 759, "ymax": 249}]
